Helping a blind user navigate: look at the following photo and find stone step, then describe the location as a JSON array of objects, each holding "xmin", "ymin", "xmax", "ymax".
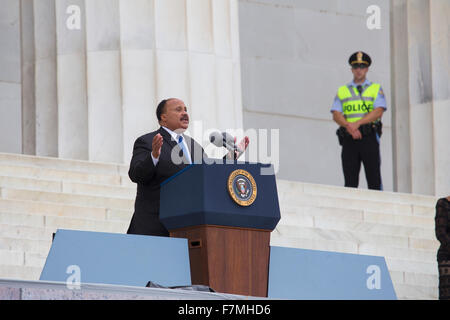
[
  {"xmin": 0, "ymin": 249, "xmax": 24, "ymax": 266},
  {"xmin": 0, "ymin": 224, "xmax": 55, "ymax": 242},
  {"xmin": 0, "ymin": 152, "xmax": 437, "ymax": 208},
  {"xmin": 0, "ymin": 198, "xmax": 107, "ymax": 220},
  {"xmin": 272, "ymin": 225, "xmax": 439, "ymax": 261},
  {"xmin": 277, "ymin": 180, "xmax": 438, "ymax": 207},
  {"xmin": 271, "ymin": 232, "xmax": 438, "ymax": 273},
  {"xmin": 0, "ymin": 188, "xmax": 134, "ymax": 212},
  {"xmin": 358, "ymin": 243, "xmax": 437, "ymax": 263},
  {"xmin": 0, "ymin": 175, "xmax": 136, "ymax": 198},
  {"xmin": 0, "ymin": 164, "xmax": 123, "ymax": 186},
  {"xmin": 281, "ymin": 206, "xmax": 363, "ymax": 222},
  {"xmin": 279, "ymin": 191, "xmax": 436, "ymax": 218},
  {"xmin": 0, "ymin": 153, "xmax": 441, "ymax": 300},
  {"xmin": 0, "ymin": 238, "xmax": 51, "ymax": 256},
  {"xmin": 0, "ymin": 211, "xmax": 45, "ymax": 228},
  {"xmin": 0, "ymin": 265, "xmax": 42, "ymax": 281},
  {"xmin": 44, "ymin": 216, "xmax": 128, "ymax": 234},
  {"xmin": 384, "ymin": 257, "xmax": 437, "ymax": 276},
  {"xmin": 0, "ymin": 175, "xmax": 62, "ymax": 193},
  {"xmin": 62, "ymin": 181, "xmax": 136, "ymax": 198},
  {"xmin": 24, "ymin": 252, "xmax": 48, "ymax": 268},
  {"xmin": 279, "ymin": 207, "xmax": 436, "ymax": 234},
  {"xmin": 402, "ymin": 272, "xmax": 438, "ymax": 288},
  {"xmin": 393, "ymin": 283, "xmax": 438, "ymax": 300},
  {"xmin": 0, "ymin": 216, "xmax": 127, "ymax": 240},
  {"xmin": 275, "ymin": 224, "xmax": 410, "ymax": 249},
  {"xmin": 316, "ymin": 215, "xmax": 433, "ymax": 239},
  {"xmin": 387, "ymin": 270, "xmax": 437, "ymax": 289},
  {"xmin": 106, "ymin": 209, "xmax": 134, "ymax": 222},
  {"xmin": 0, "ymin": 152, "xmax": 127, "ymax": 176},
  {"xmin": 0, "ymin": 209, "xmax": 131, "ymax": 233},
  {"xmin": 270, "ymin": 234, "xmax": 358, "ymax": 254}
]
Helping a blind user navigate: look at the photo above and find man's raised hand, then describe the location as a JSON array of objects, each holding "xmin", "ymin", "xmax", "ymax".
[{"xmin": 152, "ymin": 134, "xmax": 163, "ymax": 159}]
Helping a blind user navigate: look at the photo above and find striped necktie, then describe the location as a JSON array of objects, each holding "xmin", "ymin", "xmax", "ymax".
[{"xmin": 177, "ymin": 135, "xmax": 191, "ymax": 164}]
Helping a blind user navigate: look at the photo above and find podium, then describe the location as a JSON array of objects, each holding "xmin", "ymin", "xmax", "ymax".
[{"xmin": 159, "ymin": 162, "xmax": 280, "ymax": 297}]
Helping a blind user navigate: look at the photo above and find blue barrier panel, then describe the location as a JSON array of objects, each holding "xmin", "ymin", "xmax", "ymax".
[
  {"xmin": 268, "ymin": 246, "xmax": 397, "ymax": 299},
  {"xmin": 40, "ymin": 229, "xmax": 191, "ymax": 288}
]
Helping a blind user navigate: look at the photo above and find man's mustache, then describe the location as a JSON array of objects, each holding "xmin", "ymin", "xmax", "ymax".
[{"xmin": 181, "ymin": 115, "xmax": 189, "ymax": 121}]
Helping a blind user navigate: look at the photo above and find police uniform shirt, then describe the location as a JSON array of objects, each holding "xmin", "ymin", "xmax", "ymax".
[{"xmin": 330, "ymin": 79, "xmax": 387, "ymax": 113}]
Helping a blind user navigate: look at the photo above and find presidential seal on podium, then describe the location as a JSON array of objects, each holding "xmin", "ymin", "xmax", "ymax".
[{"xmin": 227, "ymin": 169, "xmax": 257, "ymax": 206}]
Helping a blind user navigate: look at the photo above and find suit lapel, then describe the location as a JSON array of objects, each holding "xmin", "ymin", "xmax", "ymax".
[
  {"xmin": 158, "ymin": 127, "xmax": 177, "ymax": 148},
  {"xmin": 159, "ymin": 127, "xmax": 193, "ymax": 165}
]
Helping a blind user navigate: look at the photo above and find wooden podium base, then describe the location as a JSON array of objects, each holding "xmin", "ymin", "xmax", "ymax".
[{"xmin": 170, "ymin": 225, "xmax": 271, "ymax": 297}]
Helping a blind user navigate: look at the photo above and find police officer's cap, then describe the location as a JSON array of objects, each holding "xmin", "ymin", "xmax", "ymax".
[{"xmin": 348, "ymin": 51, "xmax": 372, "ymax": 67}]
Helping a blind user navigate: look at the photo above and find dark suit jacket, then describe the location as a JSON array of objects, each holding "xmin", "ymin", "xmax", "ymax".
[{"xmin": 127, "ymin": 127, "xmax": 205, "ymax": 236}]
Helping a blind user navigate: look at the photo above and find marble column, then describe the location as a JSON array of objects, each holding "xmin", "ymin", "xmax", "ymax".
[
  {"xmin": 0, "ymin": 0, "xmax": 22, "ymax": 154},
  {"xmin": 391, "ymin": 0, "xmax": 450, "ymax": 196},
  {"xmin": 391, "ymin": 0, "xmax": 411, "ymax": 193},
  {"xmin": 85, "ymin": 0, "xmax": 123, "ymax": 163},
  {"xmin": 0, "ymin": 0, "xmax": 244, "ymax": 165},
  {"xmin": 187, "ymin": 0, "xmax": 217, "ymax": 131},
  {"xmin": 429, "ymin": 0, "xmax": 450, "ymax": 196},
  {"xmin": 21, "ymin": 0, "xmax": 36, "ymax": 155},
  {"xmin": 119, "ymin": 0, "xmax": 158, "ymax": 164},
  {"xmin": 33, "ymin": 0, "xmax": 58, "ymax": 157},
  {"xmin": 55, "ymin": 0, "xmax": 89, "ymax": 160}
]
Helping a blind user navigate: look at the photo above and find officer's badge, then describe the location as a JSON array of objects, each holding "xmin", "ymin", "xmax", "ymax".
[
  {"xmin": 227, "ymin": 169, "xmax": 257, "ymax": 206},
  {"xmin": 357, "ymin": 51, "xmax": 363, "ymax": 63}
]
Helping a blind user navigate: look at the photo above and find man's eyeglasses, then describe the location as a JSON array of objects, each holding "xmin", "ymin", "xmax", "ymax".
[{"xmin": 352, "ymin": 63, "xmax": 368, "ymax": 69}]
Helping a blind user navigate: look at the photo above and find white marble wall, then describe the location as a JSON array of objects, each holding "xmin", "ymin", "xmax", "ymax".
[
  {"xmin": 0, "ymin": 0, "xmax": 22, "ymax": 154},
  {"xmin": 239, "ymin": 0, "xmax": 393, "ymax": 191},
  {"xmin": 1, "ymin": 0, "xmax": 243, "ymax": 164},
  {"xmin": 391, "ymin": 0, "xmax": 450, "ymax": 196},
  {"xmin": 34, "ymin": 0, "xmax": 58, "ymax": 157},
  {"xmin": 55, "ymin": 0, "xmax": 89, "ymax": 161},
  {"xmin": 0, "ymin": 0, "xmax": 448, "ymax": 196},
  {"xmin": 21, "ymin": 0, "xmax": 36, "ymax": 156},
  {"xmin": 429, "ymin": 0, "xmax": 450, "ymax": 197}
]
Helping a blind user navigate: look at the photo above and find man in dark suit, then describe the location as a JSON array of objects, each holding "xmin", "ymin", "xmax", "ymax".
[{"xmin": 127, "ymin": 98, "xmax": 249, "ymax": 236}]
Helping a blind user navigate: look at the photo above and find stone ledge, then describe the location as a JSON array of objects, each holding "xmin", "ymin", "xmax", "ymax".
[
  {"xmin": 0, "ymin": 198, "xmax": 107, "ymax": 220},
  {"xmin": 0, "ymin": 152, "xmax": 127, "ymax": 175},
  {"xmin": 0, "ymin": 278, "xmax": 249, "ymax": 300},
  {"xmin": 0, "ymin": 267, "xmax": 42, "ymax": 281},
  {"xmin": 0, "ymin": 211, "xmax": 45, "ymax": 227},
  {"xmin": 385, "ymin": 258, "xmax": 438, "ymax": 275},
  {"xmin": 0, "ymin": 237, "xmax": 51, "ymax": 255},
  {"xmin": 0, "ymin": 164, "xmax": 121, "ymax": 185},
  {"xmin": 0, "ymin": 187, "xmax": 134, "ymax": 211},
  {"xmin": 393, "ymin": 283, "xmax": 438, "ymax": 300},
  {"xmin": 270, "ymin": 234, "xmax": 358, "ymax": 254},
  {"xmin": 277, "ymin": 180, "xmax": 437, "ymax": 207},
  {"xmin": 0, "ymin": 175, "xmax": 136, "ymax": 197},
  {"xmin": 280, "ymin": 192, "xmax": 415, "ymax": 216},
  {"xmin": 0, "ymin": 224, "xmax": 57, "ymax": 241},
  {"xmin": 275, "ymin": 225, "xmax": 410, "ymax": 249},
  {"xmin": 0, "ymin": 249, "xmax": 24, "ymax": 266}
]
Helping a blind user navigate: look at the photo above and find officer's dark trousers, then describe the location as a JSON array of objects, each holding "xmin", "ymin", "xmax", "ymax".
[{"xmin": 341, "ymin": 132, "xmax": 382, "ymax": 190}]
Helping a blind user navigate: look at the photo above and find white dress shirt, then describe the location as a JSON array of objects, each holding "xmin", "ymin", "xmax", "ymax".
[{"xmin": 151, "ymin": 126, "xmax": 191, "ymax": 166}]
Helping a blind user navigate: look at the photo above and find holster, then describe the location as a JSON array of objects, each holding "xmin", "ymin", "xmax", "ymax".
[
  {"xmin": 336, "ymin": 122, "xmax": 383, "ymax": 145},
  {"xmin": 360, "ymin": 122, "xmax": 383, "ymax": 137},
  {"xmin": 336, "ymin": 127, "xmax": 348, "ymax": 146}
]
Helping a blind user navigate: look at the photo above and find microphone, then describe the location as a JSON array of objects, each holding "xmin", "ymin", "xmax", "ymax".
[
  {"xmin": 356, "ymin": 85, "xmax": 363, "ymax": 95},
  {"xmin": 209, "ymin": 131, "xmax": 243, "ymax": 153},
  {"xmin": 356, "ymin": 85, "xmax": 369, "ymax": 113}
]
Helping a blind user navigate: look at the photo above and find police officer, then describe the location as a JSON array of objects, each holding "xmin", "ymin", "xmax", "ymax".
[{"xmin": 331, "ymin": 51, "xmax": 387, "ymax": 190}]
